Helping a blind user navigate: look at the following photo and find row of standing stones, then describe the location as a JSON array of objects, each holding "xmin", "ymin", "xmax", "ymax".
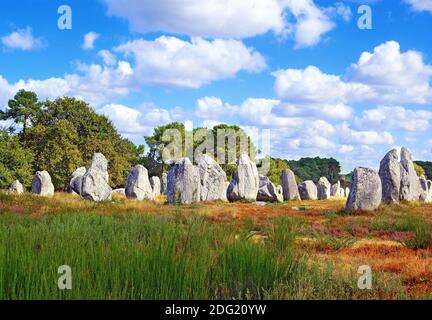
[{"xmin": 7, "ymin": 147, "xmax": 432, "ymax": 211}]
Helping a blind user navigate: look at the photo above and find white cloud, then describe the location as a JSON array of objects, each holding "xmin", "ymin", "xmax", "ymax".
[
  {"xmin": 0, "ymin": 60, "xmax": 134, "ymax": 108},
  {"xmin": 103, "ymin": 0, "xmax": 348, "ymax": 48},
  {"xmin": 103, "ymin": 0, "xmax": 287, "ymax": 38},
  {"xmin": 82, "ymin": 32, "xmax": 100, "ymax": 50},
  {"xmin": 115, "ymin": 36, "xmax": 266, "ymax": 88},
  {"xmin": 339, "ymin": 123, "xmax": 395, "ymax": 145},
  {"xmin": 195, "ymin": 96, "xmax": 237, "ymax": 119},
  {"xmin": 98, "ymin": 49, "xmax": 117, "ymax": 66},
  {"xmin": 1, "ymin": 27, "xmax": 43, "ymax": 51},
  {"xmin": 283, "ymin": 0, "xmax": 335, "ymax": 48},
  {"xmin": 353, "ymin": 106, "xmax": 432, "ymax": 132},
  {"xmin": 346, "ymin": 41, "xmax": 432, "ymax": 104},
  {"xmin": 273, "ymin": 41, "xmax": 432, "ymax": 106},
  {"xmin": 405, "ymin": 0, "xmax": 432, "ymax": 13}
]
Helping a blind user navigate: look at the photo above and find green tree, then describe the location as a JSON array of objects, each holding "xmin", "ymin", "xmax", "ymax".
[
  {"xmin": 414, "ymin": 162, "xmax": 426, "ymax": 177},
  {"xmin": 26, "ymin": 120, "xmax": 83, "ymax": 190},
  {"xmin": 0, "ymin": 129, "xmax": 34, "ymax": 189},
  {"xmin": 258, "ymin": 157, "xmax": 289, "ymax": 185},
  {"xmin": 415, "ymin": 161, "xmax": 432, "ymax": 180},
  {"xmin": 0, "ymin": 89, "xmax": 43, "ymax": 139},
  {"xmin": 143, "ymin": 123, "xmax": 257, "ymax": 180},
  {"xmin": 288, "ymin": 157, "xmax": 341, "ymax": 184}
]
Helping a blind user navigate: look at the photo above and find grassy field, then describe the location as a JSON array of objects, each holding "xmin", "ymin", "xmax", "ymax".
[{"xmin": 0, "ymin": 191, "xmax": 431, "ymax": 300}]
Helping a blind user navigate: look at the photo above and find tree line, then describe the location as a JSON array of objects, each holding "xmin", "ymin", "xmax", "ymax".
[{"xmin": 1, "ymin": 90, "xmax": 352, "ymax": 191}]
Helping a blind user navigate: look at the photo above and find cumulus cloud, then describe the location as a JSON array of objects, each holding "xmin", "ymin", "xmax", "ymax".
[
  {"xmin": 273, "ymin": 41, "xmax": 432, "ymax": 107},
  {"xmin": 404, "ymin": 0, "xmax": 432, "ymax": 13},
  {"xmin": 82, "ymin": 32, "xmax": 100, "ymax": 50},
  {"xmin": 0, "ymin": 60, "xmax": 134, "ymax": 108},
  {"xmin": 114, "ymin": 36, "xmax": 266, "ymax": 88},
  {"xmin": 353, "ymin": 106, "xmax": 432, "ymax": 132},
  {"xmin": 338, "ymin": 123, "xmax": 395, "ymax": 145},
  {"xmin": 98, "ymin": 49, "xmax": 117, "ymax": 66},
  {"xmin": 1, "ymin": 27, "xmax": 43, "ymax": 51},
  {"xmin": 103, "ymin": 0, "xmax": 348, "ymax": 48}
]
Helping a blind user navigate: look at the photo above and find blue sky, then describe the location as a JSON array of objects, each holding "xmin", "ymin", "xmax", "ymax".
[{"xmin": 1, "ymin": 0, "xmax": 432, "ymax": 173}]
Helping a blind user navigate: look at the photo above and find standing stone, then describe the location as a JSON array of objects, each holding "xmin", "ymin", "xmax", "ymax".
[
  {"xmin": 31, "ymin": 171, "xmax": 54, "ymax": 196},
  {"xmin": 317, "ymin": 177, "xmax": 331, "ymax": 200},
  {"xmin": 400, "ymin": 147, "xmax": 422, "ymax": 201},
  {"xmin": 227, "ymin": 154, "xmax": 259, "ymax": 202},
  {"xmin": 428, "ymin": 180, "xmax": 432, "ymax": 203},
  {"xmin": 125, "ymin": 165, "xmax": 154, "ymax": 200},
  {"xmin": 339, "ymin": 188, "xmax": 345, "ymax": 197},
  {"xmin": 257, "ymin": 175, "xmax": 283, "ymax": 202},
  {"xmin": 281, "ymin": 169, "xmax": 301, "ymax": 201},
  {"xmin": 9, "ymin": 180, "xmax": 24, "ymax": 194},
  {"xmin": 167, "ymin": 158, "xmax": 201, "ymax": 204},
  {"xmin": 419, "ymin": 176, "xmax": 431, "ymax": 203},
  {"xmin": 150, "ymin": 176, "xmax": 161, "ymax": 197},
  {"xmin": 161, "ymin": 173, "xmax": 167, "ymax": 195},
  {"xmin": 198, "ymin": 154, "xmax": 227, "ymax": 201},
  {"xmin": 379, "ymin": 148, "xmax": 401, "ymax": 203},
  {"xmin": 346, "ymin": 167, "xmax": 382, "ymax": 211},
  {"xmin": 81, "ymin": 153, "xmax": 112, "ymax": 201},
  {"xmin": 298, "ymin": 181, "xmax": 318, "ymax": 200},
  {"xmin": 69, "ymin": 167, "xmax": 86, "ymax": 195},
  {"xmin": 331, "ymin": 181, "xmax": 342, "ymax": 197},
  {"xmin": 345, "ymin": 187, "xmax": 350, "ymax": 198}
]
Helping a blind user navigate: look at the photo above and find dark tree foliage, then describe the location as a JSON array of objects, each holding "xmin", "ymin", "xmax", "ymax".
[
  {"xmin": 415, "ymin": 161, "xmax": 432, "ymax": 180},
  {"xmin": 0, "ymin": 91, "xmax": 143, "ymax": 190},
  {"xmin": 287, "ymin": 157, "xmax": 341, "ymax": 184}
]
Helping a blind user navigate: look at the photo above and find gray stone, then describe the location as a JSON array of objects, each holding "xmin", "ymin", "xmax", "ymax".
[
  {"xmin": 150, "ymin": 176, "xmax": 161, "ymax": 197},
  {"xmin": 346, "ymin": 167, "xmax": 382, "ymax": 211},
  {"xmin": 419, "ymin": 176, "xmax": 431, "ymax": 203},
  {"xmin": 281, "ymin": 169, "xmax": 301, "ymax": 201},
  {"xmin": 298, "ymin": 181, "xmax": 318, "ymax": 200},
  {"xmin": 317, "ymin": 177, "xmax": 331, "ymax": 200},
  {"xmin": 227, "ymin": 154, "xmax": 259, "ymax": 202},
  {"xmin": 400, "ymin": 147, "xmax": 422, "ymax": 201},
  {"xmin": 257, "ymin": 175, "xmax": 283, "ymax": 202},
  {"xmin": 161, "ymin": 173, "xmax": 167, "ymax": 195},
  {"xmin": 31, "ymin": 171, "xmax": 54, "ymax": 196},
  {"xmin": 9, "ymin": 180, "xmax": 24, "ymax": 194},
  {"xmin": 167, "ymin": 158, "xmax": 201, "ymax": 204},
  {"xmin": 81, "ymin": 153, "xmax": 112, "ymax": 201},
  {"xmin": 125, "ymin": 165, "xmax": 154, "ymax": 200},
  {"xmin": 345, "ymin": 187, "xmax": 350, "ymax": 198},
  {"xmin": 331, "ymin": 181, "xmax": 343, "ymax": 197},
  {"xmin": 69, "ymin": 167, "xmax": 86, "ymax": 195},
  {"xmin": 379, "ymin": 148, "xmax": 402, "ymax": 203},
  {"xmin": 198, "ymin": 154, "xmax": 227, "ymax": 201}
]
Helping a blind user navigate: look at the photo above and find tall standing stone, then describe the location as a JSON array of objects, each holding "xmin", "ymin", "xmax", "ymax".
[
  {"xmin": 419, "ymin": 176, "xmax": 431, "ymax": 203},
  {"xmin": 161, "ymin": 173, "xmax": 167, "ymax": 195},
  {"xmin": 9, "ymin": 180, "xmax": 24, "ymax": 194},
  {"xmin": 379, "ymin": 148, "xmax": 401, "ymax": 204},
  {"xmin": 69, "ymin": 167, "xmax": 86, "ymax": 195},
  {"xmin": 81, "ymin": 153, "xmax": 112, "ymax": 201},
  {"xmin": 125, "ymin": 165, "xmax": 154, "ymax": 200},
  {"xmin": 331, "ymin": 181, "xmax": 342, "ymax": 197},
  {"xmin": 31, "ymin": 171, "xmax": 55, "ymax": 196},
  {"xmin": 167, "ymin": 158, "xmax": 200, "ymax": 204},
  {"xmin": 281, "ymin": 169, "xmax": 301, "ymax": 201},
  {"xmin": 298, "ymin": 181, "xmax": 318, "ymax": 200},
  {"xmin": 150, "ymin": 176, "xmax": 161, "ymax": 197},
  {"xmin": 345, "ymin": 187, "xmax": 350, "ymax": 198},
  {"xmin": 346, "ymin": 167, "xmax": 382, "ymax": 211},
  {"xmin": 257, "ymin": 175, "xmax": 283, "ymax": 202},
  {"xmin": 399, "ymin": 147, "xmax": 422, "ymax": 201},
  {"xmin": 227, "ymin": 154, "xmax": 259, "ymax": 202},
  {"xmin": 317, "ymin": 177, "xmax": 331, "ymax": 200},
  {"xmin": 198, "ymin": 154, "xmax": 227, "ymax": 201}
]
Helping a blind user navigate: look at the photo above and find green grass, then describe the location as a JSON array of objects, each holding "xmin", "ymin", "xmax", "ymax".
[{"xmin": 0, "ymin": 212, "xmax": 404, "ymax": 300}]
